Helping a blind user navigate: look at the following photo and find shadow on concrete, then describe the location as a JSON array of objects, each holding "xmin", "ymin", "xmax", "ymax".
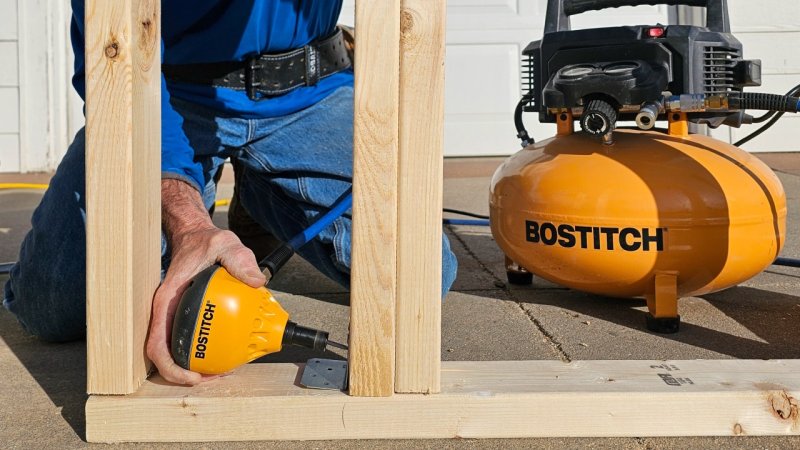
[
  {"xmin": 452, "ymin": 211, "xmax": 800, "ymax": 359},
  {"xmin": 763, "ymin": 268, "xmax": 800, "ymax": 280},
  {"xmin": 699, "ymin": 286, "xmax": 800, "ymax": 358},
  {"xmin": 510, "ymin": 284, "xmax": 800, "ymax": 359},
  {"xmin": 0, "ymin": 305, "xmax": 87, "ymax": 440}
]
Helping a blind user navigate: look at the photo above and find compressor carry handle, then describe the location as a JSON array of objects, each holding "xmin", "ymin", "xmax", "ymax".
[{"xmin": 545, "ymin": 0, "xmax": 730, "ymax": 34}]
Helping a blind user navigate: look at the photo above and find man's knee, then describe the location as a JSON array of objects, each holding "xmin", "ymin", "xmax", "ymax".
[{"xmin": 4, "ymin": 265, "xmax": 86, "ymax": 343}]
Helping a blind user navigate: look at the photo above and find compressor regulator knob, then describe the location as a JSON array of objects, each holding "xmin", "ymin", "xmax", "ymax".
[{"xmin": 580, "ymin": 99, "xmax": 617, "ymax": 136}]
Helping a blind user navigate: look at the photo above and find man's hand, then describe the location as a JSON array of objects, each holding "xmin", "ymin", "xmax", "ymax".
[{"xmin": 146, "ymin": 179, "xmax": 267, "ymax": 385}]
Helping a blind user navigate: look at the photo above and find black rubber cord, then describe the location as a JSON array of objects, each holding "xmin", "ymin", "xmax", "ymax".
[
  {"xmin": 735, "ymin": 111, "xmax": 786, "ymax": 147},
  {"xmin": 514, "ymin": 92, "xmax": 535, "ymax": 147},
  {"xmin": 735, "ymin": 83, "xmax": 800, "ymax": 145},
  {"xmin": 751, "ymin": 83, "xmax": 800, "ymax": 123},
  {"xmin": 443, "ymin": 208, "xmax": 490, "ymax": 220}
]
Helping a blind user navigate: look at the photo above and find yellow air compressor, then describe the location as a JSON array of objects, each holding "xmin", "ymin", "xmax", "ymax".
[{"xmin": 490, "ymin": 0, "xmax": 791, "ymax": 332}]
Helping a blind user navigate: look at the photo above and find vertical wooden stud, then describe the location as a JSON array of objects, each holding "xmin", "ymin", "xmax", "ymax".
[
  {"xmin": 395, "ymin": 0, "xmax": 446, "ymax": 393},
  {"xmin": 349, "ymin": 0, "xmax": 401, "ymax": 396},
  {"xmin": 85, "ymin": 0, "xmax": 161, "ymax": 394}
]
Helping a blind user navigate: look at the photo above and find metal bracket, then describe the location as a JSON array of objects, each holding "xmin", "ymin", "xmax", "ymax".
[{"xmin": 300, "ymin": 358, "xmax": 348, "ymax": 391}]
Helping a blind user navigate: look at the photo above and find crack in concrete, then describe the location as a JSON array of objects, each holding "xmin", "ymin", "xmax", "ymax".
[
  {"xmin": 446, "ymin": 225, "xmax": 572, "ymax": 363},
  {"xmin": 515, "ymin": 302, "xmax": 571, "ymax": 363}
]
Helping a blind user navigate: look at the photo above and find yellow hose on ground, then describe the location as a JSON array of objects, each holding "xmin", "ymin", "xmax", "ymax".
[{"xmin": 0, "ymin": 183, "xmax": 50, "ymax": 190}]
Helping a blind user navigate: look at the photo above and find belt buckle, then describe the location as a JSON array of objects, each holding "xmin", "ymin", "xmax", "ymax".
[{"xmin": 245, "ymin": 56, "xmax": 262, "ymax": 101}]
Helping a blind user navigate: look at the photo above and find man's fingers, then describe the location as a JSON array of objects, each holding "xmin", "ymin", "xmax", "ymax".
[
  {"xmin": 146, "ymin": 315, "xmax": 203, "ymax": 385},
  {"xmin": 145, "ymin": 226, "xmax": 266, "ymax": 386},
  {"xmin": 148, "ymin": 282, "xmax": 205, "ymax": 385},
  {"xmin": 219, "ymin": 245, "xmax": 267, "ymax": 288},
  {"xmin": 151, "ymin": 347, "xmax": 203, "ymax": 385}
]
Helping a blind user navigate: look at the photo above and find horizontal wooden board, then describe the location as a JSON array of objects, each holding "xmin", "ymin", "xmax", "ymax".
[{"xmin": 86, "ymin": 360, "xmax": 800, "ymax": 442}]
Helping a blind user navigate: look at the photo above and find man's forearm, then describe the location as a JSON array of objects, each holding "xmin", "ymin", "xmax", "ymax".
[{"xmin": 161, "ymin": 179, "xmax": 215, "ymax": 241}]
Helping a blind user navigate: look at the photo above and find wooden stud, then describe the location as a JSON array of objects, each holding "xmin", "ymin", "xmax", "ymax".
[
  {"xmin": 395, "ymin": 0, "xmax": 446, "ymax": 394},
  {"xmin": 86, "ymin": 359, "xmax": 800, "ymax": 442},
  {"xmin": 85, "ymin": 0, "xmax": 161, "ymax": 394},
  {"xmin": 349, "ymin": 0, "xmax": 401, "ymax": 397}
]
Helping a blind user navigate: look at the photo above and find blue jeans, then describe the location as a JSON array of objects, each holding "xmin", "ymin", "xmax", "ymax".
[{"xmin": 3, "ymin": 86, "xmax": 458, "ymax": 342}]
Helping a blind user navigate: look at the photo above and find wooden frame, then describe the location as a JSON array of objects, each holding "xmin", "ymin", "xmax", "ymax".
[
  {"xmin": 84, "ymin": 0, "xmax": 800, "ymax": 442},
  {"xmin": 85, "ymin": 0, "xmax": 160, "ymax": 395}
]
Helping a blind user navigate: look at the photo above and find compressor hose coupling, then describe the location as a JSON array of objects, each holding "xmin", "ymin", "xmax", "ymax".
[{"xmin": 635, "ymin": 101, "xmax": 662, "ymax": 130}]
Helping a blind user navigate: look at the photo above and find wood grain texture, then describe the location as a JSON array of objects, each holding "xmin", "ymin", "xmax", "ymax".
[
  {"xmin": 349, "ymin": 0, "xmax": 401, "ymax": 397},
  {"xmin": 85, "ymin": 0, "xmax": 161, "ymax": 394},
  {"xmin": 395, "ymin": 0, "xmax": 446, "ymax": 394},
  {"xmin": 87, "ymin": 360, "xmax": 800, "ymax": 442}
]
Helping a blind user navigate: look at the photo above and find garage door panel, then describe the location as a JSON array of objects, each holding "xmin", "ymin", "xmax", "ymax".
[
  {"xmin": 445, "ymin": 44, "xmax": 519, "ymax": 115},
  {"xmin": 736, "ymin": 33, "xmax": 800, "ymax": 75},
  {"xmin": 0, "ymin": 42, "xmax": 18, "ymax": 87},
  {"xmin": 0, "ymin": 88, "xmax": 19, "ymax": 134},
  {"xmin": 729, "ymin": 0, "xmax": 800, "ymax": 32},
  {"xmin": 0, "ymin": 134, "xmax": 20, "ymax": 173},
  {"xmin": 0, "ymin": 0, "xmax": 16, "ymax": 40},
  {"xmin": 445, "ymin": 117, "xmax": 519, "ymax": 156}
]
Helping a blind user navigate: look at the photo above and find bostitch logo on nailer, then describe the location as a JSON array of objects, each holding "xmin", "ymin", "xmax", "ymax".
[
  {"xmin": 525, "ymin": 220, "xmax": 666, "ymax": 252},
  {"xmin": 194, "ymin": 301, "xmax": 216, "ymax": 359}
]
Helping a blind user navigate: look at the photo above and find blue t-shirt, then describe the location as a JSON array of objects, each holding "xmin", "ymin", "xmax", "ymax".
[{"xmin": 70, "ymin": 1, "xmax": 353, "ymax": 191}]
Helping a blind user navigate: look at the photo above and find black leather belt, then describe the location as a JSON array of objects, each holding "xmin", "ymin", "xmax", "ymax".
[{"xmin": 162, "ymin": 29, "xmax": 352, "ymax": 100}]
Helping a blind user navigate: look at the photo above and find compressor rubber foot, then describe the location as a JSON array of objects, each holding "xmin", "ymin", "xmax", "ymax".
[
  {"xmin": 505, "ymin": 256, "xmax": 533, "ymax": 285},
  {"xmin": 645, "ymin": 314, "xmax": 680, "ymax": 334},
  {"xmin": 507, "ymin": 270, "xmax": 533, "ymax": 285}
]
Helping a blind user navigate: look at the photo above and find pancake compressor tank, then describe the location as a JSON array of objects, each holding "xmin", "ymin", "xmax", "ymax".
[{"xmin": 490, "ymin": 0, "xmax": 791, "ymax": 333}]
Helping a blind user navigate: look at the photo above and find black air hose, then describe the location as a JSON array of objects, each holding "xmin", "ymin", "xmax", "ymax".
[{"xmin": 729, "ymin": 93, "xmax": 800, "ymax": 112}]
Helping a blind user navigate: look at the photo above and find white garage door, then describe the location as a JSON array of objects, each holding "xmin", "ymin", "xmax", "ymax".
[{"xmin": 340, "ymin": 1, "xmax": 669, "ymax": 157}]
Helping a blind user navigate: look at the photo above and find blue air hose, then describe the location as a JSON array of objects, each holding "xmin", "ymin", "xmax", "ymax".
[
  {"xmin": 443, "ymin": 219, "xmax": 490, "ymax": 226},
  {"xmin": 288, "ymin": 189, "xmax": 353, "ymax": 250},
  {"xmin": 774, "ymin": 257, "xmax": 800, "ymax": 268},
  {"xmin": 262, "ymin": 189, "xmax": 353, "ymax": 277}
]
